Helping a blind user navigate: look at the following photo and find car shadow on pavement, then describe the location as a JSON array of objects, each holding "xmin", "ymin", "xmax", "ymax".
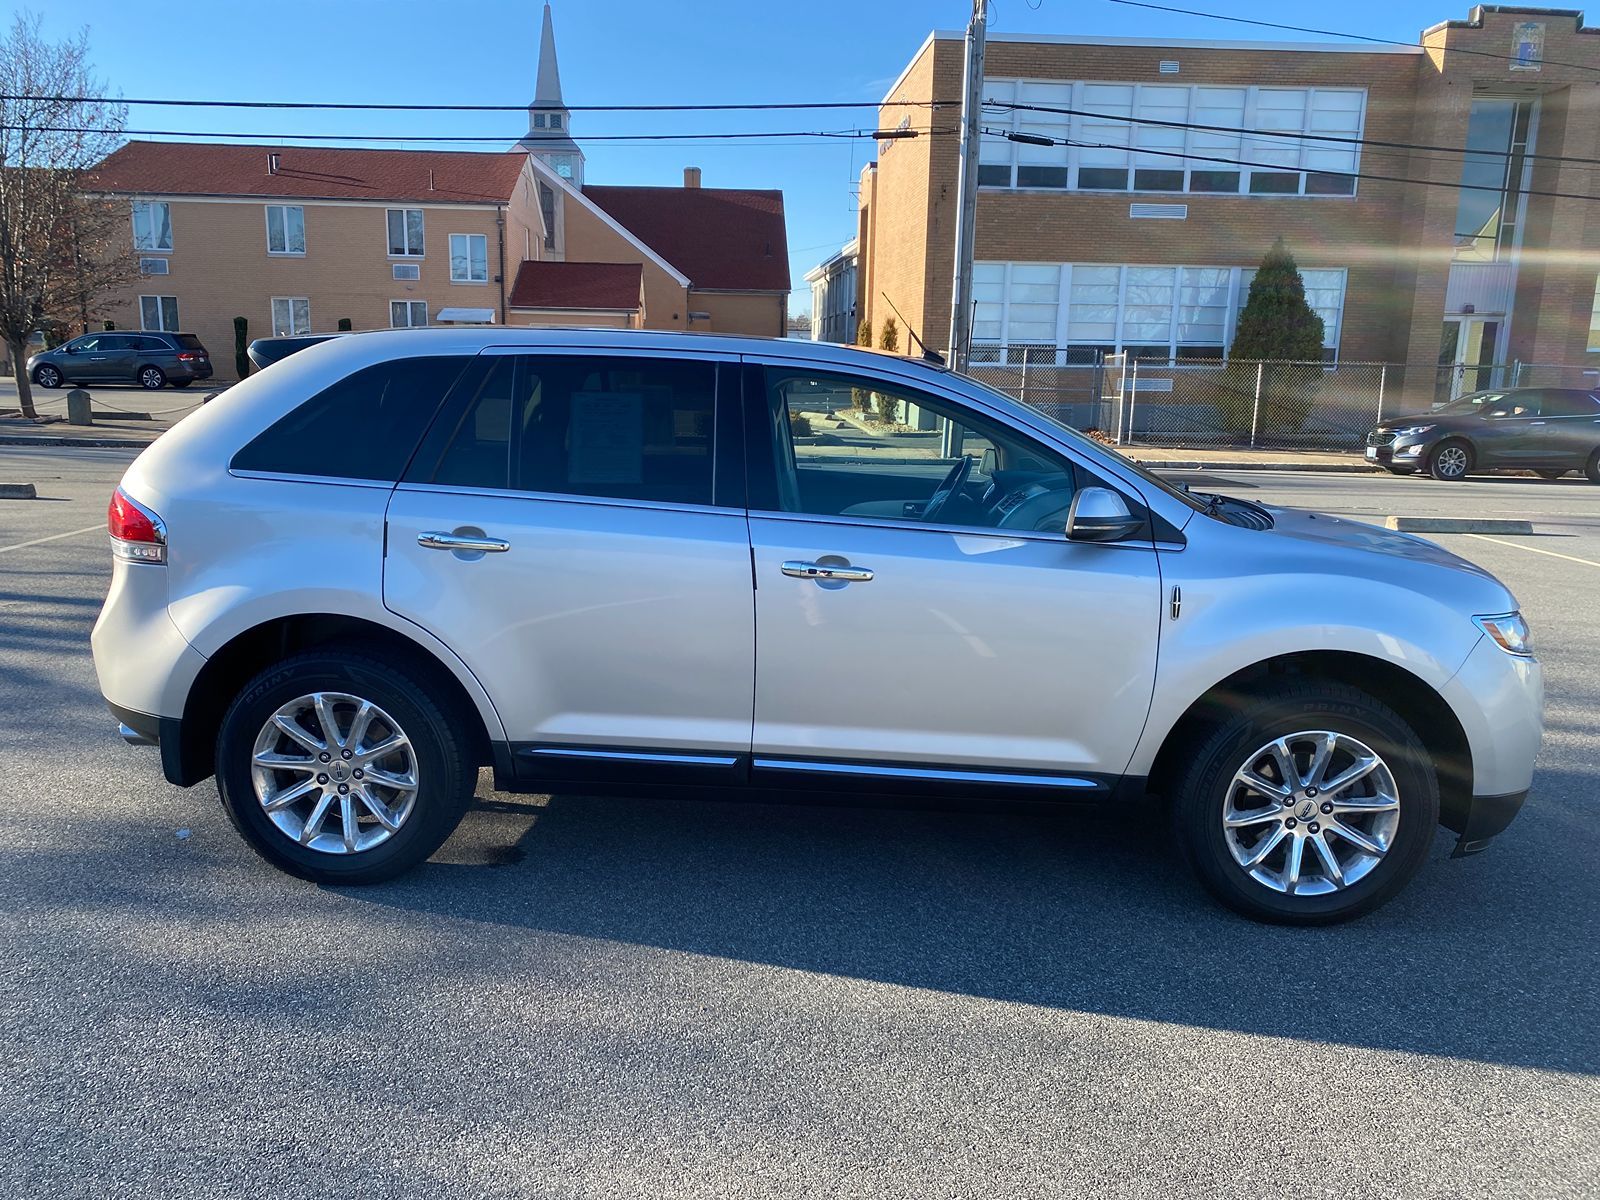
[{"xmin": 347, "ymin": 775, "xmax": 1600, "ymax": 1077}]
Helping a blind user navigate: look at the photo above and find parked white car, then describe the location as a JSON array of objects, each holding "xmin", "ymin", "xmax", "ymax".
[{"xmin": 92, "ymin": 328, "xmax": 1542, "ymax": 923}]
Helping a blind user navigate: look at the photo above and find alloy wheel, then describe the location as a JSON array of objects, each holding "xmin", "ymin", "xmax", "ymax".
[
  {"xmin": 1221, "ymin": 730, "xmax": 1400, "ymax": 897},
  {"xmin": 35, "ymin": 366, "xmax": 60, "ymax": 388},
  {"xmin": 1434, "ymin": 444, "xmax": 1469, "ymax": 479},
  {"xmin": 139, "ymin": 367, "xmax": 164, "ymax": 389},
  {"xmin": 250, "ymin": 691, "xmax": 420, "ymax": 854}
]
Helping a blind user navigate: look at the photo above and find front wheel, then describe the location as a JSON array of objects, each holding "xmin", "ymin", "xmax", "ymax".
[
  {"xmin": 137, "ymin": 365, "xmax": 166, "ymax": 389},
  {"xmin": 1428, "ymin": 440, "xmax": 1473, "ymax": 481},
  {"xmin": 216, "ymin": 650, "xmax": 477, "ymax": 883},
  {"xmin": 1172, "ymin": 683, "xmax": 1438, "ymax": 924},
  {"xmin": 32, "ymin": 364, "xmax": 62, "ymax": 389},
  {"xmin": 1383, "ymin": 467, "xmax": 1417, "ymax": 476}
]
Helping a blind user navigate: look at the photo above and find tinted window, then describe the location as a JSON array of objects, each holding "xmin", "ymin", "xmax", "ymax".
[
  {"xmin": 231, "ymin": 356, "xmax": 470, "ymax": 481},
  {"xmin": 418, "ymin": 355, "xmax": 717, "ymax": 506},
  {"xmin": 1542, "ymin": 390, "xmax": 1600, "ymax": 417},
  {"xmin": 98, "ymin": 335, "xmax": 133, "ymax": 351},
  {"xmin": 70, "ymin": 337, "xmax": 100, "ymax": 352},
  {"xmin": 175, "ymin": 334, "xmax": 206, "ymax": 352},
  {"xmin": 135, "ymin": 336, "xmax": 166, "ymax": 352},
  {"xmin": 1484, "ymin": 394, "xmax": 1540, "ymax": 418}
]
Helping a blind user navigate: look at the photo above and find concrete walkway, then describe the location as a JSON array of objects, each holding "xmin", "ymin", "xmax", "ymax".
[{"xmin": 0, "ymin": 379, "xmax": 202, "ymax": 448}]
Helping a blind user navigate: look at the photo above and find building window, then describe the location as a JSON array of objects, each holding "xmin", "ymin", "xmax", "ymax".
[
  {"xmin": 1587, "ymin": 276, "xmax": 1600, "ymax": 352},
  {"xmin": 533, "ymin": 113, "xmax": 546, "ymax": 128},
  {"xmin": 449, "ymin": 233, "xmax": 489, "ymax": 283},
  {"xmin": 546, "ymin": 153, "xmax": 576, "ymax": 180},
  {"xmin": 1453, "ymin": 98, "xmax": 1536, "ymax": 263},
  {"xmin": 131, "ymin": 201, "xmax": 172, "ymax": 251},
  {"xmin": 538, "ymin": 181, "xmax": 557, "ymax": 250},
  {"xmin": 138, "ymin": 257, "xmax": 169, "ymax": 276},
  {"xmin": 390, "ymin": 300, "xmax": 428, "ymax": 328},
  {"xmin": 980, "ymin": 79, "xmax": 1363, "ymax": 198},
  {"xmin": 549, "ymin": 113, "xmax": 562, "ymax": 130},
  {"xmin": 271, "ymin": 296, "xmax": 311, "ymax": 336},
  {"xmin": 265, "ymin": 204, "xmax": 306, "ymax": 255},
  {"xmin": 972, "ymin": 261, "xmax": 1346, "ymax": 363},
  {"xmin": 386, "ymin": 208, "xmax": 424, "ymax": 257},
  {"xmin": 139, "ymin": 295, "xmax": 179, "ymax": 332}
]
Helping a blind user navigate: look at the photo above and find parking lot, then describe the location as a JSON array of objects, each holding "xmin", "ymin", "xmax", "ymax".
[{"xmin": 2, "ymin": 445, "xmax": 1596, "ymax": 1198}]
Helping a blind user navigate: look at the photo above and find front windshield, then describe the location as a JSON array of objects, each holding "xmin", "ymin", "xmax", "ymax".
[
  {"xmin": 962, "ymin": 372, "xmax": 1209, "ymax": 513},
  {"xmin": 1433, "ymin": 390, "xmax": 1508, "ymax": 414}
]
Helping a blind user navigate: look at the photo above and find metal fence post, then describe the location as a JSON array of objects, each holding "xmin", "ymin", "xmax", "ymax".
[
  {"xmin": 1126, "ymin": 358, "xmax": 1139, "ymax": 445},
  {"xmin": 1250, "ymin": 361, "xmax": 1263, "ymax": 448},
  {"xmin": 1376, "ymin": 363, "xmax": 1387, "ymax": 426},
  {"xmin": 1020, "ymin": 353, "xmax": 1029, "ymax": 406}
]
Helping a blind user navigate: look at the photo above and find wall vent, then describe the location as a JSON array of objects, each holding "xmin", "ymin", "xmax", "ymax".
[
  {"xmin": 1158, "ymin": 60, "xmax": 1180, "ymax": 74},
  {"xmin": 1129, "ymin": 203, "xmax": 1188, "ymax": 219},
  {"xmin": 392, "ymin": 263, "xmax": 420, "ymax": 281},
  {"xmin": 139, "ymin": 257, "xmax": 169, "ymax": 275}
]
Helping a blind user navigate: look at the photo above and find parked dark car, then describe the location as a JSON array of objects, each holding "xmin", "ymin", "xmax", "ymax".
[
  {"xmin": 246, "ymin": 333, "xmax": 344, "ymax": 372},
  {"xmin": 1366, "ymin": 387, "xmax": 1600, "ymax": 482},
  {"xmin": 27, "ymin": 331, "xmax": 213, "ymax": 391}
]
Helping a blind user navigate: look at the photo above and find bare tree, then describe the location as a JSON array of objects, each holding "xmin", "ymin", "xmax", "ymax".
[{"xmin": 0, "ymin": 13, "xmax": 126, "ymax": 419}]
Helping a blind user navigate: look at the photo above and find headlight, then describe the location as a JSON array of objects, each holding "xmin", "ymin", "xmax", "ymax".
[
  {"xmin": 1394, "ymin": 424, "xmax": 1436, "ymax": 436},
  {"xmin": 1475, "ymin": 612, "xmax": 1533, "ymax": 657}
]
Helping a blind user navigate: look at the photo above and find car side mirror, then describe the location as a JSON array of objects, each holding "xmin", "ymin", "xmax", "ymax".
[
  {"xmin": 1066, "ymin": 487, "xmax": 1144, "ymax": 543},
  {"xmin": 65, "ymin": 345, "xmax": 79, "ymax": 354}
]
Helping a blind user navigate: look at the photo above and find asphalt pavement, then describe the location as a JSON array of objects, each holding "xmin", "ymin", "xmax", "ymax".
[{"xmin": 1, "ymin": 450, "xmax": 1596, "ymax": 1199}]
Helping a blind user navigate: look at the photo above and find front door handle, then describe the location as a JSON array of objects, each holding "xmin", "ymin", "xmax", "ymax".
[
  {"xmin": 1529, "ymin": 420, "xmax": 1547, "ymax": 426},
  {"xmin": 418, "ymin": 531, "xmax": 510, "ymax": 553},
  {"xmin": 781, "ymin": 560, "xmax": 874, "ymax": 583}
]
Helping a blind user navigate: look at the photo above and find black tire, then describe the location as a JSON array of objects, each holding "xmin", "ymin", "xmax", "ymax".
[
  {"xmin": 216, "ymin": 650, "xmax": 476, "ymax": 884},
  {"xmin": 1428, "ymin": 439, "xmax": 1473, "ymax": 481},
  {"xmin": 1172, "ymin": 682, "xmax": 1439, "ymax": 925},
  {"xmin": 32, "ymin": 364, "xmax": 62, "ymax": 389},
  {"xmin": 1535, "ymin": 469, "xmax": 1566, "ymax": 481},
  {"xmin": 171, "ymin": 379, "xmax": 194, "ymax": 389},
  {"xmin": 1585, "ymin": 451, "xmax": 1600, "ymax": 485},
  {"xmin": 137, "ymin": 365, "xmax": 166, "ymax": 390}
]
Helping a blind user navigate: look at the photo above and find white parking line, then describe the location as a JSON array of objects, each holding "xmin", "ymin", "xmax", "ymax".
[
  {"xmin": 1467, "ymin": 533, "xmax": 1600, "ymax": 569},
  {"xmin": 0, "ymin": 523, "xmax": 105, "ymax": 555}
]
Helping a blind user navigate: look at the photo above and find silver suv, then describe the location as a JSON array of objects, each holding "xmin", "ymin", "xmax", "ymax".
[{"xmin": 92, "ymin": 329, "xmax": 1543, "ymax": 923}]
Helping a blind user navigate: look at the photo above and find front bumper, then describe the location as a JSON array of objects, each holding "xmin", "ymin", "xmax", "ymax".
[
  {"xmin": 1448, "ymin": 788, "xmax": 1530, "ymax": 857},
  {"xmin": 1438, "ymin": 635, "xmax": 1543, "ymax": 853},
  {"xmin": 1364, "ymin": 435, "xmax": 1431, "ymax": 466}
]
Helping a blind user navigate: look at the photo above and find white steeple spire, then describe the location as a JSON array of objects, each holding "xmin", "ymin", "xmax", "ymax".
[{"xmin": 518, "ymin": 1, "xmax": 584, "ymax": 185}]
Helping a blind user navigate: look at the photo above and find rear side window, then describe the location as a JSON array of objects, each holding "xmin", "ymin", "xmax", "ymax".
[
  {"xmin": 175, "ymin": 334, "xmax": 205, "ymax": 352},
  {"xmin": 231, "ymin": 356, "xmax": 470, "ymax": 481},
  {"xmin": 414, "ymin": 354, "xmax": 717, "ymax": 507},
  {"xmin": 1542, "ymin": 390, "xmax": 1600, "ymax": 417}
]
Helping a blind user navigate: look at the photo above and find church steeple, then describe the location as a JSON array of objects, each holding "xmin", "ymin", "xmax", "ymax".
[{"xmin": 518, "ymin": 2, "xmax": 584, "ymax": 187}]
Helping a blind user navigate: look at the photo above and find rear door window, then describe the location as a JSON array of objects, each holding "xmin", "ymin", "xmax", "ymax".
[
  {"xmin": 1542, "ymin": 391, "xmax": 1600, "ymax": 417},
  {"xmin": 230, "ymin": 356, "xmax": 471, "ymax": 481},
  {"xmin": 411, "ymin": 354, "xmax": 719, "ymax": 507}
]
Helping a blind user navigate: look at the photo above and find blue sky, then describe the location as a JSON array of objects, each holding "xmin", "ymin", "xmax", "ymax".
[{"xmin": 19, "ymin": 0, "xmax": 1459, "ymax": 315}]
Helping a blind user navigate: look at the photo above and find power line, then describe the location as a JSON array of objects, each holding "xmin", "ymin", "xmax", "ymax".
[
  {"xmin": 0, "ymin": 94, "xmax": 959, "ymax": 113},
  {"xmin": 1101, "ymin": 0, "xmax": 1600, "ymax": 77},
  {"xmin": 6, "ymin": 124, "xmax": 951, "ymax": 145},
  {"xmin": 982, "ymin": 125, "xmax": 1600, "ymax": 202},
  {"xmin": 992, "ymin": 100, "xmax": 1600, "ymax": 169}
]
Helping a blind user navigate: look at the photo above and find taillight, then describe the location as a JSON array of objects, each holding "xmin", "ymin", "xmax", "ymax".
[
  {"xmin": 176, "ymin": 352, "xmax": 199, "ymax": 361},
  {"xmin": 108, "ymin": 488, "xmax": 167, "ymax": 564}
]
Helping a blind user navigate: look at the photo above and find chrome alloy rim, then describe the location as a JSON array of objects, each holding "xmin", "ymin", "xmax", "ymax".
[
  {"xmin": 1221, "ymin": 731, "xmax": 1400, "ymax": 896},
  {"xmin": 139, "ymin": 367, "xmax": 163, "ymax": 388},
  {"xmin": 1436, "ymin": 445, "xmax": 1469, "ymax": 477},
  {"xmin": 250, "ymin": 692, "xmax": 419, "ymax": 854},
  {"xmin": 37, "ymin": 366, "xmax": 59, "ymax": 387}
]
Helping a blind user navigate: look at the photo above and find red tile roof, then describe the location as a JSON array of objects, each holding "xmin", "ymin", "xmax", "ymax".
[
  {"xmin": 91, "ymin": 141, "xmax": 526, "ymax": 204},
  {"xmin": 508, "ymin": 260, "xmax": 643, "ymax": 311},
  {"xmin": 585, "ymin": 185, "xmax": 790, "ymax": 292}
]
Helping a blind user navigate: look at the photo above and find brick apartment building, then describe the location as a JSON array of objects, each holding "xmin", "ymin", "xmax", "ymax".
[
  {"xmin": 853, "ymin": 5, "xmax": 1600, "ymax": 404},
  {"xmin": 83, "ymin": 3, "xmax": 788, "ymax": 379}
]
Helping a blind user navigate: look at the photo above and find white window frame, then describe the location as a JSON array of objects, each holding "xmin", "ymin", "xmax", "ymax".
[
  {"xmin": 138, "ymin": 257, "xmax": 169, "ymax": 276},
  {"xmin": 448, "ymin": 233, "xmax": 489, "ymax": 284},
  {"xmin": 980, "ymin": 79, "xmax": 1365, "ymax": 199},
  {"xmin": 386, "ymin": 208, "xmax": 425, "ymax": 257},
  {"xmin": 139, "ymin": 295, "xmax": 180, "ymax": 332},
  {"xmin": 131, "ymin": 201, "xmax": 172, "ymax": 252},
  {"xmin": 271, "ymin": 296, "xmax": 311, "ymax": 336},
  {"xmin": 390, "ymin": 300, "xmax": 428, "ymax": 328},
  {"xmin": 264, "ymin": 204, "xmax": 306, "ymax": 256}
]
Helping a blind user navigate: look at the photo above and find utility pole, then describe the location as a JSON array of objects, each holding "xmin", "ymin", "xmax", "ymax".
[{"xmin": 945, "ymin": 0, "xmax": 988, "ymax": 373}]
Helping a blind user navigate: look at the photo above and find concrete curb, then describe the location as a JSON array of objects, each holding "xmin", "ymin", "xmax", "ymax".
[
  {"xmin": 0, "ymin": 482, "xmax": 38, "ymax": 499},
  {"xmin": 0, "ymin": 435, "xmax": 154, "ymax": 449},
  {"xmin": 1133, "ymin": 458, "xmax": 1382, "ymax": 474},
  {"xmin": 1384, "ymin": 516, "xmax": 1534, "ymax": 534}
]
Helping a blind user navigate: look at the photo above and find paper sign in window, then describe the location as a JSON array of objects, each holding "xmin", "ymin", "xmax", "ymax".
[{"xmin": 568, "ymin": 392, "xmax": 643, "ymax": 484}]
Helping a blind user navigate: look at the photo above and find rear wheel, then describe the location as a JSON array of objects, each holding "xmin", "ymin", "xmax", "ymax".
[
  {"xmin": 1428, "ymin": 439, "xmax": 1472, "ymax": 481},
  {"xmin": 1172, "ymin": 683, "xmax": 1438, "ymax": 924},
  {"xmin": 137, "ymin": 365, "xmax": 166, "ymax": 389},
  {"xmin": 171, "ymin": 379, "xmax": 194, "ymax": 389},
  {"xmin": 216, "ymin": 650, "xmax": 476, "ymax": 883},
  {"xmin": 1586, "ymin": 451, "xmax": 1600, "ymax": 484}
]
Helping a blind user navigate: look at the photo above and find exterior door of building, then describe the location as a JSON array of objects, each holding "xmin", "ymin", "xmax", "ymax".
[{"xmin": 1438, "ymin": 316, "xmax": 1502, "ymax": 402}]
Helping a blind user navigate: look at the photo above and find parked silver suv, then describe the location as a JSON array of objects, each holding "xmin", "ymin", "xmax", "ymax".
[{"xmin": 92, "ymin": 329, "xmax": 1542, "ymax": 923}]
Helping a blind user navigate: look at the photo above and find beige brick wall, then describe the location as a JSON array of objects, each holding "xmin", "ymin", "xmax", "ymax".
[
  {"xmin": 103, "ymin": 195, "xmax": 528, "ymax": 378},
  {"xmin": 559, "ymin": 194, "xmax": 689, "ymax": 330},
  {"xmin": 688, "ymin": 290, "xmax": 786, "ymax": 337}
]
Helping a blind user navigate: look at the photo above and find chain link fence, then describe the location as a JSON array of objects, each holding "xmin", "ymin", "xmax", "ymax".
[{"xmin": 968, "ymin": 351, "xmax": 1600, "ymax": 451}]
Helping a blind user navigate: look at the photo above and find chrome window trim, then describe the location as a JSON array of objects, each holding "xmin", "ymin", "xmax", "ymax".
[
  {"xmin": 746, "ymin": 506, "xmax": 1159, "ymax": 548},
  {"xmin": 753, "ymin": 758, "xmax": 1103, "ymax": 789},
  {"xmin": 526, "ymin": 747, "xmax": 740, "ymax": 767},
  {"xmin": 392, "ymin": 480, "xmax": 745, "ymax": 519},
  {"xmin": 227, "ymin": 469, "xmax": 395, "ymax": 490}
]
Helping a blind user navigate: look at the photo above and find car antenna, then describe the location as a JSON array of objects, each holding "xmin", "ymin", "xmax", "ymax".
[{"xmin": 879, "ymin": 292, "xmax": 946, "ymax": 366}]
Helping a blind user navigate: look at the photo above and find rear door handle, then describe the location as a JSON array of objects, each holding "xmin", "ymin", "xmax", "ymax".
[
  {"xmin": 418, "ymin": 531, "xmax": 510, "ymax": 553},
  {"xmin": 781, "ymin": 560, "xmax": 873, "ymax": 583}
]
